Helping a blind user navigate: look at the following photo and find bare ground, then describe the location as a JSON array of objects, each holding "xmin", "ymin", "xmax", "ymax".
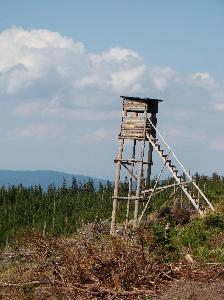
[
  {"xmin": 0, "ymin": 231, "xmax": 223, "ymax": 300},
  {"xmin": 160, "ymin": 278, "xmax": 224, "ymax": 300}
]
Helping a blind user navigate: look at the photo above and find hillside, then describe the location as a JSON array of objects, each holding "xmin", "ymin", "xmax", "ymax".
[
  {"xmin": 0, "ymin": 174, "xmax": 223, "ymax": 299},
  {"xmin": 0, "ymin": 170, "xmax": 108, "ymax": 190},
  {"xmin": 0, "ymin": 212, "xmax": 224, "ymax": 299}
]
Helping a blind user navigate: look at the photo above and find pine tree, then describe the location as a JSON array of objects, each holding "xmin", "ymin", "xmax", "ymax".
[{"xmin": 71, "ymin": 176, "xmax": 78, "ymax": 194}]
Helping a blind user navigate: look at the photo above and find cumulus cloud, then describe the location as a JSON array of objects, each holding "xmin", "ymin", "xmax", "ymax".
[
  {"xmin": 0, "ymin": 27, "xmax": 84, "ymax": 72},
  {"xmin": 147, "ymin": 66, "xmax": 176, "ymax": 91},
  {"xmin": 13, "ymin": 97, "xmax": 120, "ymax": 121},
  {"xmin": 1, "ymin": 27, "xmax": 222, "ymax": 106},
  {"xmin": 78, "ymin": 128, "xmax": 116, "ymax": 143},
  {"xmin": 210, "ymin": 138, "xmax": 224, "ymax": 151},
  {"xmin": 0, "ymin": 26, "xmax": 223, "ymax": 148},
  {"xmin": 214, "ymin": 101, "xmax": 224, "ymax": 112},
  {"xmin": 90, "ymin": 47, "xmax": 142, "ymax": 64},
  {"xmin": 188, "ymin": 72, "xmax": 218, "ymax": 90},
  {"xmin": 0, "ymin": 26, "xmax": 223, "ymax": 176},
  {"xmin": 7, "ymin": 123, "xmax": 62, "ymax": 140},
  {"xmin": 0, "ymin": 27, "xmax": 148, "ymax": 107}
]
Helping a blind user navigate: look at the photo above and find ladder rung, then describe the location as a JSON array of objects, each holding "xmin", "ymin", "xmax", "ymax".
[
  {"xmin": 146, "ymin": 131, "xmax": 212, "ymax": 213},
  {"xmin": 150, "ymin": 138, "xmax": 157, "ymax": 143}
]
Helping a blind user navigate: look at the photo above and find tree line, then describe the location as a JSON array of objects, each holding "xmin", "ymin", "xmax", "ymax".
[{"xmin": 0, "ymin": 173, "xmax": 223, "ymax": 247}]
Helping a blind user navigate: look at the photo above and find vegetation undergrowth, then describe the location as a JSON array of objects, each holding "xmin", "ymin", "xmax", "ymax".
[
  {"xmin": 0, "ymin": 172, "xmax": 224, "ymax": 298},
  {"xmin": 0, "ymin": 211, "xmax": 224, "ymax": 299},
  {"xmin": 0, "ymin": 172, "xmax": 224, "ymax": 249}
]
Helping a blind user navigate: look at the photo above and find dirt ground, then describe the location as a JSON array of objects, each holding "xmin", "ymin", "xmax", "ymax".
[
  {"xmin": 159, "ymin": 278, "xmax": 224, "ymax": 300},
  {"xmin": 0, "ymin": 234, "xmax": 223, "ymax": 300},
  {"xmin": 0, "ymin": 277, "xmax": 224, "ymax": 299}
]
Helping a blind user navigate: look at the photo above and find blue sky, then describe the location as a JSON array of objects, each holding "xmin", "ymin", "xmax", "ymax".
[
  {"xmin": 2, "ymin": 0, "xmax": 224, "ymax": 78},
  {"xmin": 0, "ymin": 0, "xmax": 224, "ymax": 179}
]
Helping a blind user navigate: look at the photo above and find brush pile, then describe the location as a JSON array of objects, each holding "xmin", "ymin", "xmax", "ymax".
[{"xmin": 0, "ymin": 217, "xmax": 224, "ymax": 299}]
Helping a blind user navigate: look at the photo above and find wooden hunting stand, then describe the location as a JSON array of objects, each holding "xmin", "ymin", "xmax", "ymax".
[{"xmin": 110, "ymin": 96, "xmax": 214, "ymax": 235}]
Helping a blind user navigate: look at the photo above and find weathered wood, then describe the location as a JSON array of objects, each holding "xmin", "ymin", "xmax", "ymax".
[
  {"xmin": 111, "ymin": 96, "xmax": 162, "ymax": 233},
  {"xmin": 119, "ymin": 112, "xmax": 152, "ymax": 140},
  {"xmin": 133, "ymin": 139, "xmax": 145, "ymax": 228},
  {"xmin": 119, "ymin": 132, "xmax": 146, "ymax": 139},
  {"xmin": 114, "ymin": 158, "xmax": 152, "ymax": 165},
  {"xmin": 118, "ymin": 136, "xmax": 149, "ymax": 140},
  {"xmin": 133, "ymin": 106, "xmax": 147, "ymax": 228},
  {"xmin": 125, "ymin": 139, "xmax": 136, "ymax": 228},
  {"xmin": 146, "ymin": 143, "xmax": 153, "ymax": 188},
  {"xmin": 110, "ymin": 138, "xmax": 124, "ymax": 235},
  {"xmin": 142, "ymin": 181, "xmax": 188, "ymax": 194},
  {"xmin": 121, "ymin": 162, "xmax": 138, "ymax": 181},
  {"xmin": 113, "ymin": 196, "xmax": 143, "ymax": 200}
]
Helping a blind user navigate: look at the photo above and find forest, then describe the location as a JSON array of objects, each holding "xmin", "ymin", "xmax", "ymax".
[
  {"xmin": 0, "ymin": 172, "xmax": 224, "ymax": 248},
  {"xmin": 0, "ymin": 173, "xmax": 224, "ymax": 299}
]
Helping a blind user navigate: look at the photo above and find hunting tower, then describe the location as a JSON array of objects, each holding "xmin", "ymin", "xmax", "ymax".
[{"xmin": 110, "ymin": 96, "xmax": 214, "ymax": 235}]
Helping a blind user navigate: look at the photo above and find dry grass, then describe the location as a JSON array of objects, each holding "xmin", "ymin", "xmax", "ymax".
[{"xmin": 0, "ymin": 220, "xmax": 224, "ymax": 300}]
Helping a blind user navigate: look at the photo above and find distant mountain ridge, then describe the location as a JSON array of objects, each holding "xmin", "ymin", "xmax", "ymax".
[{"xmin": 0, "ymin": 170, "xmax": 108, "ymax": 190}]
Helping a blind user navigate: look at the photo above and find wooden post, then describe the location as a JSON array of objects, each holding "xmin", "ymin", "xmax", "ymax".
[
  {"xmin": 141, "ymin": 141, "xmax": 153, "ymax": 223},
  {"xmin": 125, "ymin": 139, "xmax": 136, "ymax": 229},
  {"xmin": 110, "ymin": 138, "xmax": 124, "ymax": 235},
  {"xmin": 146, "ymin": 142, "xmax": 153, "ymax": 188},
  {"xmin": 133, "ymin": 140, "xmax": 145, "ymax": 228}
]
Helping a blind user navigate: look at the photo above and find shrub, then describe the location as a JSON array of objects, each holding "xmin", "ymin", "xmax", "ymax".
[
  {"xmin": 178, "ymin": 219, "xmax": 208, "ymax": 247},
  {"xmin": 204, "ymin": 213, "xmax": 224, "ymax": 230}
]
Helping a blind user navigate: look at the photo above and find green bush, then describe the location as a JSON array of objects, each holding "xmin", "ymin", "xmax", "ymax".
[
  {"xmin": 178, "ymin": 220, "xmax": 208, "ymax": 247},
  {"xmin": 204, "ymin": 213, "xmax": 224, "ymax": 230},
  {"xmin": 149, "ymin": 223, "xmax": 180, "ymax": 261}
]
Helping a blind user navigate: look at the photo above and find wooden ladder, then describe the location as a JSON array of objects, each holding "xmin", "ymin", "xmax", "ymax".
[{"xmin": 143, "ymin": 120, "xmax": 214, "ymax": 214}]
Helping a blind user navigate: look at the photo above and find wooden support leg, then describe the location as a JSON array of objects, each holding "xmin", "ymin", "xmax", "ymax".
[
  {"xmin": 141, "ymin": 141, "xmax": 153, "ymax": 223},
  {"xmin": 125, "ymin": 139, "xmax": 136, "ymax": 229},
  {"xmin": 110, "ymin": 139, "xmax": 124, "ymax": 235},
  {"xmin": 146, "ymin": 142, "xmax": 153, "ymax": 188},
  {"xmin": 133, "ymin": 140, "xmax": 145, "ymax": 228}
]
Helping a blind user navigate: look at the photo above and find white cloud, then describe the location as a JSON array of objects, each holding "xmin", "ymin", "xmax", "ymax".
[
  {"xmin": 214, "ymin": 101, "xmax": 224, "ymax": 112},
  {"xmin": 0, "ymin": 26, "xmax": 223, "ymax": 153},
  {"xmin": 90, "ymin": 47, "xmax": 141, "ymax": 64},
  {"xmin": 13, "ymin": 97, "xmax": 120, "ymax": 121},
  {"xmin": 209, "ymin": 138, "xmax": 224, "ymax": 151},
  {"xmin": 161, "ymin": 124, "xmax": 207, "ymax": 144},
  {"xmin": 7, "ymin": 123, "xmax": 62, "ymax": 140},
  {"xmin": 188, "ymin": 72, "xmax": 217, "ymax": 90},
  {"xmin": 148, "ymin": 66, "xmax": 176, "ymax": 91},
  {"xmin": 0, "ymin": 27, "xmax": 151, "ymax": 112},
  {"xmin": 13, "ymin": 98, "xmax": 60, "ymax": 117},
  {"xmin": 0, "ymin": 26, "xmax": 223, "ymax": 179},
  {"xmin": 187, "ymin": 72, "xmax": 224, "ymax": 104},
  {"xmin": 0, "ymin": 27, "xmax": 84, "ymax": 72},
  {"xmin": 1, "ymin": 27, "xmax": 222, "ymax": 111},
  {"xmin": 110, "ymin": 65, "xmax": 146, "ymax": 92},
  {"xmin": 78, "ymin": 128, "xmax": 116, "ymax": 143}
]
